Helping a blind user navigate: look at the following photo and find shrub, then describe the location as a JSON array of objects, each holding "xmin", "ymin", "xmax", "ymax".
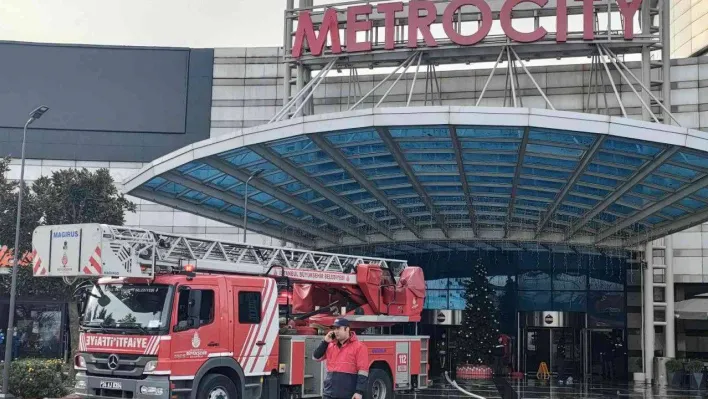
[
  {"xmin": 685, "ymin": 359, "xmax": 704, "ymax": 373},
  {"xmin": 666, "ymin": 359, "xmax": 683, "ymax": 373},
  {"xmin": 0, "ymin": 358, "xmax": 69, "ymax": 399}
]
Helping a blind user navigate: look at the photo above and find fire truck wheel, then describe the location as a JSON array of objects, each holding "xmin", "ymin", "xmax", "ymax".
[
  {"xmin": 197, "ymin": 374, "xmax": 239, "ymax": 399},
  {"xmin": 367, "ymin": 368, "xmax": 393, "ymax": 399}
]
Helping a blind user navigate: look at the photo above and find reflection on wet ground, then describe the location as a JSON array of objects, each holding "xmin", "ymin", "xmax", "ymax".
[{"xmin": 397, "ymin": 377, "xmax": 708, "ymax": 398}]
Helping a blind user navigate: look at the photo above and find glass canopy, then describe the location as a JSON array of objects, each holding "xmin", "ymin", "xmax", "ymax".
[{"xmin": 124, "ymin": 108, "xmax": 708, "ymax": 252}]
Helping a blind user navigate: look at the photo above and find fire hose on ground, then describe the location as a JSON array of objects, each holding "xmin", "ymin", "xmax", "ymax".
[{"xmin": 444, "ymin": 371, "xmax": 487, "ymax": 399}]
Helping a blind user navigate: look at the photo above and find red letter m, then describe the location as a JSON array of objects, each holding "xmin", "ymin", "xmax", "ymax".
[{"xmin": 292, "ymin": 8, "xmax": 342, "ymax": 58}]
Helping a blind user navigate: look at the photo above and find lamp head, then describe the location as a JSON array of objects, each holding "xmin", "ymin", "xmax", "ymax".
[
  {"xmin": 251, "ymin": 169, "xmax": 264, "ymax": 178},
  {"xmin": 29, "ymin": 106, "xmax": 49, "ymax": 120}
]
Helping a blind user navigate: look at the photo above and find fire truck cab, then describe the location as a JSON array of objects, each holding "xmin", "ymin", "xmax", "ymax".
[{"xmin": 32, "ymin": 224, "xmax": 429, "ymax": 399}]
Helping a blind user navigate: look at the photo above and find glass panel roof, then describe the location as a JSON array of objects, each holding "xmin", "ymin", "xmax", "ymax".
[{"xmin": 132, "ymin": 122, "xmax": 708, "ymax": 249}]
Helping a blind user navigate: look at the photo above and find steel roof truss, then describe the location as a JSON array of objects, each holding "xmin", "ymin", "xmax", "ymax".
[
  {"xmin": 506, "ymin": 127, "xmax": 530, "ymax": 238},
  {"xmin": 567, "ymin": 146, "xmax": 680, "ymax": 239},
  {"xmin": 250, "ymin": 143, "xmax": 394, "ymax": 240},
  {"xmin": 165, "ymin": 172, "xmax": 340, "ymax": 245},
  {"xmin": 596, "ymin": 173, "xmax": 708, "ymax": 243},
  {"xmin": 624, "ymin": 207, "xmax": 708, "ymax": 247},
  {"xmin": 308, "ymin": 133, "xmax": 423, "ymax": 239}
]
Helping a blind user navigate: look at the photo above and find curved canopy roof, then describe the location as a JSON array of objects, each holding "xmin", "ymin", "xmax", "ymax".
[{"xmin": 123, "ymin": 107, "xmax": 708, "ymax": 252}]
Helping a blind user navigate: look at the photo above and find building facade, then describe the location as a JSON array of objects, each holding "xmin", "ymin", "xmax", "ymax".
[
  {"xmin": 671, "ymin": 0, "xmax": 708, "ymax": 58},
  {"xmin": 1, "ymin": 0, "xmax": 708, "ymax": 383}
]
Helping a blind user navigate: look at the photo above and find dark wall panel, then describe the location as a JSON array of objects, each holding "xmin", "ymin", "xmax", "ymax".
[{"xmin": 0, "ymin": 42, "xmax": 213, "ymax": 163}]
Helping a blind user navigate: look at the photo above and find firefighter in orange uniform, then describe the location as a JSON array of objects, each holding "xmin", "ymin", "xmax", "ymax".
[{"xmin": 313, "ymin": 318, "xmax": 369, "ymax": 399}]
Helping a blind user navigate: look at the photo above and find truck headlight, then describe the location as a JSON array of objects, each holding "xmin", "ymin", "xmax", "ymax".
[
  {"xmin": 75, "ymin": 380, "xmax": 87, "ymax": 390},
  {"xmin": 75, "ymin": 355, "xmax": 87, "ymax": 369},
  {"xmin": 140, "ymin": 386, "xmax": 164, "ymax": 396},
  {"xmin": 144, "ymin": 360, "xmax": 158, "ymax": 373}
]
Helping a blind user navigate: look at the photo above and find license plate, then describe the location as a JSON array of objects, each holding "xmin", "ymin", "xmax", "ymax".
[{"xmin": 100, "ymin": 381, "xmax": 122, "ymax": 390}]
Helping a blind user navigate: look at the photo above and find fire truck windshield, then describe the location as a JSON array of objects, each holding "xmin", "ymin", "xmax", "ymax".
[{"xmin": 81, "ymin": 284, "xmax": 173, "ymax": 334}]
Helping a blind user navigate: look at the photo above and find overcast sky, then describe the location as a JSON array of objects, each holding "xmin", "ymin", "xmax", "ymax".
[
  {"xmin": 0, "ymin": 0, "xmax": 637, "ymax": 69},
  {"xmin": 0, "ymin": 0, "xmax": 312, "ymax": 48}
]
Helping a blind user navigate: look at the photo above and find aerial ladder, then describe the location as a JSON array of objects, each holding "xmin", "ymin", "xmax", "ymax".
[{"xmin": 31, "ymin": 223, "xmax": 425, "ymax": 328}]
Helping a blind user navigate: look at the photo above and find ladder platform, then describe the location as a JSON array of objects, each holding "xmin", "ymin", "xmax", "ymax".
[{"xmin": 31, "ymin": 223, "xmax": 409, "ymax": 281}]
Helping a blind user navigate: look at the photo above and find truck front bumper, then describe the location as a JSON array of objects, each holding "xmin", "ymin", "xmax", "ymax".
[{"xmin": 74, "ymin": 372, "xmax": 171, "ymax": 399}]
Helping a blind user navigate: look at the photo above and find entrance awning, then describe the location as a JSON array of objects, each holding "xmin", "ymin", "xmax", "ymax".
[
  {"xmin": 122, "ymin": 107, "xmax": 708, "ymax": 251},
  {"xmin": 675, "ymin": 294, "xmax": 708, "ymax": 321}
]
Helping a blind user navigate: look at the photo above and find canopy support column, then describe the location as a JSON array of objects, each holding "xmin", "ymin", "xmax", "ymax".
[
  {"xmin": 666, "ymin": 234, "xmax": 675, "ymax": 358},
  {"xmin": 643, "ymin": 241, "xmax": 655, "ymax": 384}
]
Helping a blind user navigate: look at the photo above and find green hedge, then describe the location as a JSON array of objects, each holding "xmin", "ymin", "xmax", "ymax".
[
  {"xmin": 685, "ymin": 359, "xmax": 705, "ymax": 373},
  {"xmin": 0, "ymin": 358, "xmax": 69, "ymax": 399},
  {"xmin": 666, "ymin": 359, "xmax": 684, "ymax": 372}
]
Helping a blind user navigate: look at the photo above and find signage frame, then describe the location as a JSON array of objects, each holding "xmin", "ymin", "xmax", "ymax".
[{"xmin": 284, "ymin": 0, "xmax": 656, "ymax": 68}]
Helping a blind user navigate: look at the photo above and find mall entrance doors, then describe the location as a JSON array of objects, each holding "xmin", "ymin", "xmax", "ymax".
[
  {"xmin": 520, "ymin": 312, "xmax": 583, "ymax": 380},
  {"xmin": 523, "ymin": 327, "xmax": 581, "ymax": 379},
  {"xmin": 520, "ymin": 312, "xmax": 626, "ymax": 381},
  {"xmin": 419, "ymin": 310, "xmax": 464, "ymax": 378}
]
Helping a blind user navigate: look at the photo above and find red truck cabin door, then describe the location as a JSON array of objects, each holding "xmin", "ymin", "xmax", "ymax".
[
  {"xmin": 170, "ymin": 282, "xmax": 225, "ymax": 377},
  {"xmin": 232, "ymin": 277, "xmax": 279, "ymax": 377}
]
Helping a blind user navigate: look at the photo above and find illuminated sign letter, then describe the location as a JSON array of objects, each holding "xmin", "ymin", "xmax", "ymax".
[
  {"xmin": 616, "ymin": 0, "xmax": 643, "ymax": 39},
  {"xmin": 346, "ymin": 4, "xmax": 373, "ymax": 53},
  {"xmin": 556, "ymin": 0, "xmax": 567, "ymax": 42},
  {"xmin": 582, "ymin": 0, "xmax": 596, "ymax": 40},
  {"xmin": 407, "ymin": 0, "xmax": 438, "ymax": 48},
  {"xmin": 292, "ymin": 8, "xmax": 342, "ymax": 58},
  {"xmin": 501, "ymin": 0, "xmax": 548, "ymax": 43},
  {"xmin": 377, "ymin": 2, "xmax": 404, "ymax": 50},
  {"xmin": 442, "ymin": 0, "xmax": 492, "ymax": 46}
]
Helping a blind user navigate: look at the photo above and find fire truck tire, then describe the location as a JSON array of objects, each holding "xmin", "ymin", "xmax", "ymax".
[
  {"xmin": 196, "ymin": 374, "xmax": 240, "ymax": 399},
  {"xmin": 366, "ymin": 368, "xmax": 393, "ymax": 399}
]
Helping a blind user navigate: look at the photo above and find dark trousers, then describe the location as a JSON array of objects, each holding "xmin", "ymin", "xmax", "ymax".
[
  {"xmin": 602, "ymin": 359, "xmax": 614, "ymax": 379},
  {"xmin": 557, "ymin": 358, "xmax": 565, "ymax": 379},
  {"xmin": 493, "ymin": 355, "xmax": 504, "ymax": 375}
]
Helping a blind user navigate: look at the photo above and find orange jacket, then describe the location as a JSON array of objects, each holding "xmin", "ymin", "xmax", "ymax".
[{"xmin": 314, "ymin": 332, "xmax": 369, "ymax": 397}]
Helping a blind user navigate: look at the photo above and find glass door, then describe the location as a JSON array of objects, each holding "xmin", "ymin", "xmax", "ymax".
[
  {"xmin": 586, "ymin": 329, "xmax": 613, "ymax": 380},
  {"xmin": 552, "ymin": 328, "xmax": 579, "ymax": 379},
  {"xmin": 524, "ymin": 328, "xmax": 551, "ymax": 376}
]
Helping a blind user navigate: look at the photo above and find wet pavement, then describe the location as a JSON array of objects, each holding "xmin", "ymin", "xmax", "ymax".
[{"xmin": 397, "ymin": 377, "xmax": 708, "ymax": 398}]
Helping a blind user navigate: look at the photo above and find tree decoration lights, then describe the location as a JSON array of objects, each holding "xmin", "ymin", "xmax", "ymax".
[{"xmin": 455, "ymin": 256, "xmax": 500, "ymax": 366}]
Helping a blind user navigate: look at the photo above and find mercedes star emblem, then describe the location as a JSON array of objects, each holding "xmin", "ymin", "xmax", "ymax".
[{"xmin": 107, "ymin": 354, "xmax": 119, "ymax": 370}]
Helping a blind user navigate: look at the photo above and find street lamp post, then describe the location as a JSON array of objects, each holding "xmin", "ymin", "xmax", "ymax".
[
  {"xmin": 1, "ymin": 106, "xmax": 49, "ymax": 399},
  {"xmin": 242, "ymin": 169, "xmax": 263, "ymax": 243}
]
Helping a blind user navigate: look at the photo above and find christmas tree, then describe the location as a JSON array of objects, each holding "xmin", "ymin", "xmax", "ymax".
[{"xmin": 455, "ymin": 256, "xmax": 500, "ymax": 365}]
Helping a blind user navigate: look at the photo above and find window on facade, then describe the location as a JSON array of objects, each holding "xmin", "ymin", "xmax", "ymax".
[
  {"xmin": 518, "ymin": 291, "xmax": 552, "ymax": 311},
  {"xmin": 518, "ymin": 270, "xmax": 551, "ymax": 290},
  {"xmin": 238, "ymin": 292, "xmax": 261, "ymax": 324},
  {"xmin": 449, "ymin": 290, "xmax": 466, "ymax": 310},
  {"xmin": 553, "ymin": 270, "xmax": 587, "ymax": 291},
  {"xmin": 553, "ymin": 291, "xmax": 587, "ymax": 312},
  {"xmin": 2, "ymin": 303, "xmax": 64, "ymax": 359},
  {"xmin": 424, "ymin": 290, "xmax": 449, "ymax": 310}
]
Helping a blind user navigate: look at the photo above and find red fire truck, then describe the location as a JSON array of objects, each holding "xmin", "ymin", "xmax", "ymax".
[{"xmin": 31, "ymin": 224, "xmax": 429, "ymax": 399}]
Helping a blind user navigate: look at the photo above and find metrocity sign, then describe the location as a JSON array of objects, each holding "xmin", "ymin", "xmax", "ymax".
[{"xmin": 292, "ymin": 0, "xmax": 643, "ymax": 58}]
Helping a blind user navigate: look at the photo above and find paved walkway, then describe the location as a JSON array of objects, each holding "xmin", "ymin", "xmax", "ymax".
[{"xmin": 398, "ymin": 378, "xmax": 708, "ymax": 398}]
